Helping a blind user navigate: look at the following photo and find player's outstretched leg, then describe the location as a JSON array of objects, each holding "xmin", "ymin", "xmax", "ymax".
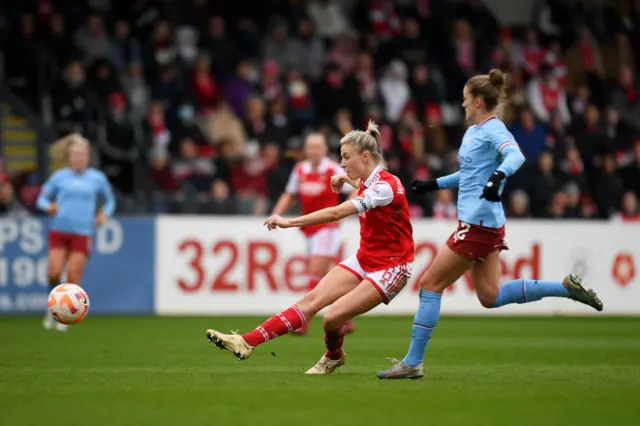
[
  {"xmin": 306, "ymin": 278, "xmax": 384, "ymax": 375},
  {"xmin": 206, "ymin": 304, "xmax": 306, "ymax": 360},
  {"xmin": 378, "ymin": 246, "xmax": 471, "ymax": 380},
  {"xmin": 491, "ymin": 274, "xmax": 603, "ymax": 311},
  {"xmin": 206, "ymin": 267, "xmax": 359, "ymax": 360}
]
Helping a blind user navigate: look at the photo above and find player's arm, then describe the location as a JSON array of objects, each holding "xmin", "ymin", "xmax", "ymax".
[
  {"xmin": 266, "ymin": 181, "xmax": 393, "ymax": 229},
  {"xmin": 273, "ymin": 167, "xmax": 300, "ymax": 215},
  {"xmin": 98, "ymin": 174, "xmax": 116, "ymax": 219},
  {"xmin": 481, "ymin": 130, "xmax": 526, "ymax": 202},
  {"xmin": 271, "ymin": 192, "xmax": 297, "ymax": 216},
  {"xmin": 36, "ymin": 172, "xmax": 60, "ymax": 214},
  {"xmin": 411, "ymin": 171, "xmax": 460, "ymax": 194}
]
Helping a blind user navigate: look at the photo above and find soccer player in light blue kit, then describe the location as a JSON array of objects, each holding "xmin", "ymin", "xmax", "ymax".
[
  {"xmin": 37, "ymin": 134, "xmax": 115, "ymax": 331},
  {"xmin": 377, "ymin": 69, "xmax": 603, "ymax": 379}
]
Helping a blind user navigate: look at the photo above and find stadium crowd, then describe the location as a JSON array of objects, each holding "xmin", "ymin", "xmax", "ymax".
[{"xmin": 1, "ymin": 0, "xmax": 640, "ymax": 221}]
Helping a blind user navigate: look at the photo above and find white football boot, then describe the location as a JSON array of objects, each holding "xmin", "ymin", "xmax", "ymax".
[
  {"xmin": 43, "ymin": 311, "xmax": 55, "ymax": 330},
  {"xmin": 206, "ymin": 330, "xmax": 254, "ymax": 360},
  {"xmin": 305, "ymin": 352, "xmax": 347, "ymax": 375}
]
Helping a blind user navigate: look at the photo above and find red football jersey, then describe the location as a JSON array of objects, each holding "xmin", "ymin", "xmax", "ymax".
[
  {"xmin": 285, "ymin": 158, "xmax": 351, "ymax": 237},
  {"xmin": 351, "ymin": 166, "xmax": 415, "ymax": 272}
]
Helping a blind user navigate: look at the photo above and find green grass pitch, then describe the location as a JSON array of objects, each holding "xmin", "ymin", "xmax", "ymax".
[{"xmin": 1, "ymin": 316, "xmax": 639, "ymax": 426}]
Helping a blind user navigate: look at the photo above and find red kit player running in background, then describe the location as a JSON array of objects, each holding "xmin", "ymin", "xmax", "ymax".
[
  {"xmin": 271, "ymin": 133, "xmax": 358, "ymax": 335},
  {"xmin": 206, "ymin": 121, "xmax": 415, "ymax": 375}
]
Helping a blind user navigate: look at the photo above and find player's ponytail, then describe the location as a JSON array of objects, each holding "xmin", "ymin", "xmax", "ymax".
[
  {"xmin": 467, "ymin": 69, "xmax": 509, "ymax": 115},
  {"xmin": 341, "ymin": 120, "xmax": 387, "ymax": 170}
]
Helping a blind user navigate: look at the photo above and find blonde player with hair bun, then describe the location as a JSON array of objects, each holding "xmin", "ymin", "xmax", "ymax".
[{"xmin": 206, "ymin": 121, "xmax": 415, "ymax": 375}]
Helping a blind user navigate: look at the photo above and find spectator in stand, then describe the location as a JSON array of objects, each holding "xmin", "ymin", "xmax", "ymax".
[
  {"xmin": 0, "ymin": 181, "xmax": 30, "ymax": 218},
  {"xmin": 511, "ymin": 108, "xmax": 548, "ymax": 164},
  {"xmin": 507, "ymin": 189, "xmax": 531, "ymax": 218},
  {"xmin": 616, "ymin": 191, "xmax": 640, "ymax": 221},
  {"xmin": 518, "ymin": 28, "xmax": 546, "ymax": 80},
  {"xmin": 620, "ymin": 141, "xmax": 640, "ymax": 197},
  {"xmin": 602, "ymin": 32, "xmax": 635, "ymax": 82},
  {"xmin": 111, "ymin": 19, "xmax": 142, "ymax": 73},
  {"xmin": 47, "ymin": 13, "xmax": 80, "ymax": 72},
  {"xmin": 199, "ymin": 15, "xmax": 236, "ymax": 81},
  {"xmin": 74, "ymin": 11, "xmax": 112, "ymax": 65},
  {"xmin": 527, "ymin": 64, "xmax": 571, "ymax": 125},
  {"xmin": 307, "ymin": 0, "xmax": 349, "ymax": 41},
  {"xmin": 432, "ymin": 189, "xmax": 457, "ymax": 220},
  {"xmin": 224, "ymin": 59, "xmax": 255, "ymax": 119},
  {"xmin": 102, "ymin": 91, "xmax": 137, "ymax": 195},
  {"xmin": 531, "ymin": 151, "xmax": 564, "ymax": 217},
  {"xmin": 594, "ymin": 154, "xmax": 625, "ymax": 218},
  {"xmin": 291, "ymin": 18, "xmax": 326, "ymax": 82},
  {"xmin": 379, "ymin": 60, "xmax": 411, "ymax": 124},
  {"xmin": 121, "ymin": 61, "xmax": 150, "ymax": 122},
  {"xmin": 263, "ymin": 17, "xmax": 297, "ymax": 73},
  {"xmin": 190, "ymin": 53, "xmax": 220, "ymax": 113},
  {"xmin": 609, "ymin": 65, "xmax": 640, "ymax": 130},
  {"xmin": 51, "ymin": 60, "xmax": 88, "ymax": 135}
]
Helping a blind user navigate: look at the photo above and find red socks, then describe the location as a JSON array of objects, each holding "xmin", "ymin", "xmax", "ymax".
[
  {"xmin": 242, "ymin": 305, "xmax": 307, "ymax": 347},
  {"xmin": 324, "ymin": 325, "xmax": 346, "ymax": 360}
]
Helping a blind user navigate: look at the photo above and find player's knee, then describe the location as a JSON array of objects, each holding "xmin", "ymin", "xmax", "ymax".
[
  {"xmin": 418, "ymin": 273, "xmax": 447, "ymax": 293},
  {"xmin": 322, "ymin": 310, "xmax": 344, "ymax": 331},
  {"xmin": 477, "ymin": 292, "xmax": 497, "ymax": 309},
  {"xmin": 296, "ymin": 291, "xmax": 322, "ymax": 318}
]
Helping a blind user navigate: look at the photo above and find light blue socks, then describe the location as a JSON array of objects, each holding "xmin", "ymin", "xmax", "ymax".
[
  {"xmin": 403, "ymin": 290, "xmax": 442, "ymax": 367},
  {"xmin": 492, "ymin": 279, "xmax": 568, "ymax": 307}
]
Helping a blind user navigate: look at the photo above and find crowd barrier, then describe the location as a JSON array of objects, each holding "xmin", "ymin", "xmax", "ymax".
[{"xmin": 1, "ymin": 217, "xmax": 638, "ymax": 315}]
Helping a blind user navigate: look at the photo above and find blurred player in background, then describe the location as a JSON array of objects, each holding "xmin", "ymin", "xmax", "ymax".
[
  {"xmin": 206, "ymin": 121, "xmax": 414, "ymax": 375},
  {"xmin": 37, "ymin": 134, "xmax": 115, "ymax": 331},
  {"xmin": 377, "ymin": 69, "xmax": 603, "ymax": 380},
  {"xmin": 271, "ymin": 133, "xmax": 358, "ymax": 335}
]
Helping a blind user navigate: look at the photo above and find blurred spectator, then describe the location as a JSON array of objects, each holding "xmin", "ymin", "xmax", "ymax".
[
  {"xmin": 379, "ymin": 60, "xmax": 410, "ymax": 123},
  {"xmin": 286, "ymin": 69, "xmax": 316, "ymax": 132},
  {"xmin": 307, "ymin": 0, "xmax": 349, "ymax": 40},
  {"xmin": 518, "ymin": 28, "xmax": 546, "ymax": 80},
  {"xmin": 432, "ymin": 190, "xmax": 457, "ymax": 220},
  {"xmin": 121, "ymin": 61, "xmax": 150, "ymax": 122},
  {"xmin": 314, "ymin": 63, "xmax": 362, "ymax": 124},
  {"xmin": 201, "ymin": 102, "xmax": 246, "ymax": 157},
  {"xmin": 0, "ymin": 181, "xmax": 30, "ymax": 218},
  {"xmin": 620, "ymin": 142, "xmax": 640, "ymax": 197},
  {"xmin": 5, "ymin": 14, "xmax": 44, "ymax": 109},
  {"xmin": 74, "ymin": 11, "xmax": 112, "ymax": 65},
  {"xmin": 291, "ymin": 18, "xmax": 326, "ymax": 81},
  {"xmin": 531, "ymin": 151, "xmax": 564, "ymax": 217},
  {"xmin": 101, "ymin": 91, "xmax": 137, "ymax": 195},
  {"xmin": 602, "ymin": 32, "xmax": 635, "ymax": 82},
  {"xmin": 616, "ymin": 191, "xmax": 640, "ymax": 221},
  {"xmin": 594, "ymin": 154, "xmax": 624, "ymax": 218},
  {"xmin": 112, "ymin": 19, "xmax": 142, "ymax": 72},
  {"xmin": 527, "ymin": 64, "xmax": 571, "ymax": 124},
  {"xmin": 508, "ymin": 189, "xmax": 531, "ymax": 218},
  {"xmin": 47, "ymin": 13, "xmax": 80, "ymax": 71},
  {"xmin": 263, "ymin": 18, "xmax": 297, "ymax": 72},
  {"xmin": 199, "ymin": 16, "xmax": 235, "ymax": 80},
  {"xmin": 190, "ymin": 54, "xmax": 220, "ymax": 113},
  {"xmin": 609, "ymin": 65, "xmax": 640, "ymax": 130},
  {"xmin": 51, "ymin": 60, "xmax": 88, "ymax": 134},
  {"xmin": 224, "ymin": 60, "xmax": 255, "ymax": 119},
  {"xmin": 511, "ymin": 108, "xmax": 547, "ymax": 164}
]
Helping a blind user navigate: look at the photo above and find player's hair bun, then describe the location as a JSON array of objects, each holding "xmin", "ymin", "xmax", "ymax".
[{"xmin": 488, "ymin": 69, "xmax": 507, "ymax": 92}]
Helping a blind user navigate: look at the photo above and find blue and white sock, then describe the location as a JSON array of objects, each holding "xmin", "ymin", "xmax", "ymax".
[
  {"xmin": 403, "ymin": 290, "xmax": 442, "ymax": 367},
  {"xmin": 492, "ymin": 279, "xmax": 568, "ymax": 308}
]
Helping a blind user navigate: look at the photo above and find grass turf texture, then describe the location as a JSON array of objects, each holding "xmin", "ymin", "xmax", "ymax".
[{"xmin": 1, "ymin": 316, "xmax": 638, "ymax": 426}]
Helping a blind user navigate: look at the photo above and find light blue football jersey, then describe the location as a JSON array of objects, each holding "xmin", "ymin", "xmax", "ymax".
[{"xmin": 442, "ymin": 116, "xmax": 520, "ymax": 228}]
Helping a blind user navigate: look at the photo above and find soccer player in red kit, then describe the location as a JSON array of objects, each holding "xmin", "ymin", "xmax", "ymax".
[
  {"xmin": 206, "ymin": 121, "xmax": 414, "ymax": 375},
  {"xmin": 271, "ymin": 133, "xmax": 358, "ymax": 335}
]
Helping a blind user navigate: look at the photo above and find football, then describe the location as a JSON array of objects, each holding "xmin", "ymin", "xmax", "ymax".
[{"xmin": 47, "ymin": 284, "xmax": 90, "ymax": 325}]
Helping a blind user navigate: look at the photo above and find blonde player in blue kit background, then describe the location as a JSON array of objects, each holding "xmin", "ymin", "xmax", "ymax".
[
  {"xmin": 37, "ymin": 134, "xmax": 115, "ymax": 331},
  {"xmin": 377, "ymin": 69, "xmax": 604, "ymax": 379}
]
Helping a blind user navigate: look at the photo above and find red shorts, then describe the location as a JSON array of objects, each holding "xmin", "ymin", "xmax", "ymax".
[
  {"xmin": 446, "ymin": 221, "xmax": 508, "ymax": 262},
  {"xmin": 48, "ymin": 231, "xmax": 92, "ymax": 257}
]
